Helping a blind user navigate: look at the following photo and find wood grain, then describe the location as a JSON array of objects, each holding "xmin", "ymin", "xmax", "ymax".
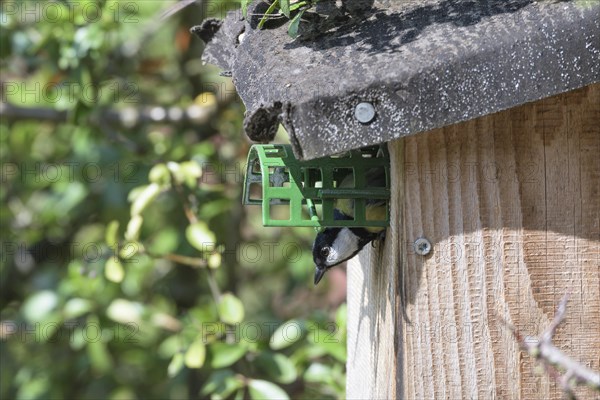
[{"xmin": 346, "ymin": 83, "xmax": 599, "ymax": 399}]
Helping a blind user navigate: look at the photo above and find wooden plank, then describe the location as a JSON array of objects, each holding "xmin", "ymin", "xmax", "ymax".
[
  {"xmin": 346, "ymin": 140, "xmax": 404, "ymax": 399},
  {"xmin": 346, "ymin": 83, "xmax": 600, "ymax": 399}
]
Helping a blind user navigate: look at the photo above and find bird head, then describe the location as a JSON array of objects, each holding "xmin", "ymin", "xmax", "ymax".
[{"xmin": 312, "ymin": 227, "xmax": 364, "ymax": 285}]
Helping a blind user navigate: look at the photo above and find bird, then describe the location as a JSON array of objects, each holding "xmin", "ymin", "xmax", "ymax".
[{"xmin": 312, "ymin": 167, "xmax": 387, "ymax": 285}]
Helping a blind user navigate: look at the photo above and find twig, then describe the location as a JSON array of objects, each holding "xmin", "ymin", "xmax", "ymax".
[
  {"xmin": 167, "ymin": 173, "xmax": 222, "ymax": 303},
  {"xmin": 160, "ymin": 0, "xmax": 198, "ymax": 20},
  {"xmin": 162, "ymin": 253, "xmax": 207, "ymax": 268},
  {"xmin": 206, "ymin": 270, "xmax": 222, "ymax": 302},
  {"xmin": 506, "ymin": 295, "xmax": 600, "ymax": 397},
  {"xmin": 170, "ymin": 173, "xmax": 199, "ymax": 225},
  {"xmin": 133, "ymin": 244, "xmax": 207, "ymax": 269},
  {"xmin": 0, "ymin": 102, "xmax": 221, "ymax": 130}
]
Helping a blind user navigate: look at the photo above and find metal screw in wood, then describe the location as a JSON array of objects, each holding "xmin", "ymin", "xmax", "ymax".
[{"xmin": 414, "ymin": 237, "xmax": 432, "ymax": 256}]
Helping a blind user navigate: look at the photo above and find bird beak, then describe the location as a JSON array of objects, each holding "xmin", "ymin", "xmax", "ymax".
[{"xmin": 314, "ymin": 267, "xmax": 326, "ymax": 285}]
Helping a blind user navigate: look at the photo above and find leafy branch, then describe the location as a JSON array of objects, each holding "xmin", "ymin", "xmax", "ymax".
[{"xmin": 244, "ymin": 0, "xmax": 319, "ymax": 38}]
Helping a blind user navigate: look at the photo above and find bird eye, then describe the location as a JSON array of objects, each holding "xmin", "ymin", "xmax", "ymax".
[{"xmin": 320, "ymin": 247, "xmax": 330, "ymax": 257}]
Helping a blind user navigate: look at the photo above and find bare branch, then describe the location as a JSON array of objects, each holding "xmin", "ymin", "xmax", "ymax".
[
  {"xmin": 0, "ymin": 101, "xmax": 222, "ymax": 129},
  {"xmin": 162, "ymin": 253, "xmax": 207, "ymax": 268},
  {"xmin": 514, "ymin": 295, "xmax": 600, "ymax": 397}
]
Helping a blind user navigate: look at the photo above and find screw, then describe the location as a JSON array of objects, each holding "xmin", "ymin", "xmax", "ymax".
[
  {"xmin": 355, "ymin": 102, "xmax": 376, "ymax": 124},
  {"xmin": 414, "ymin": 237, "xmax": 432, "ymax": 256}
]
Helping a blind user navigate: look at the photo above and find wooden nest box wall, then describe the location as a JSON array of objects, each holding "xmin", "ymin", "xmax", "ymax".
[
  {"xmin": 199, "ymin": 0, "xmax": 599, "ymax": 398},
  {"xmin": 350, "ymin": 84, "xmax": 599, "ymax": 399}
]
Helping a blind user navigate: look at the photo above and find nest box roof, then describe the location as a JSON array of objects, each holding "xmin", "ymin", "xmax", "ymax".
[{"xmin": 199, "ymin": 0, "xmax": 600, "ymax": 160}]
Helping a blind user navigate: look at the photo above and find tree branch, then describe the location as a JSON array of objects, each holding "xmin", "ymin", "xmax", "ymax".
[
  {"xmin": 509, "ymin": 295, "xmax": 600, "ymax": 397},
  {"xmin": 162, "ymin": 253, "xmax": 207, "ymax": 268},
  {"xmin": 0, "ymin": 101, "xmax": 224, "ymax": 129}
]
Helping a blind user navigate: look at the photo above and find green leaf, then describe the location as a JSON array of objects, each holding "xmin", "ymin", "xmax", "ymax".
[
  {"xmin": 288, "ymin": 9, "xmax": 305, "ymax": 38},
  {"xmin": 105, "ymin": 220, "xmax": 119, "ymax": 246},
  {"xmin": 158, "ymin": 335, "xmax": 182, "ymax": 359},
  {"xmin": 184, "ymin": 338, "xmax": 206, "ymax": 368},
  {"xmin": 335, "ymin": 302, "xmax": 347, "ymax": 341},
  {"xmin": 119, "ymin": 241, "xmax": 140, "ymax": 260},
  {"xmin": 280, "ymin": 0, "xmax": 290, "ymax": 18},
  {"xmin": 106, "ymin": 299, "xmax": 144, "ymax": 324},
  {"xmin": 241, "ymin": 0, "xmax": 251, "ymax": 16},
  {"xmin": 208, "ymin": 253, "xmax": 222, "ymax": 269},
  {"xmin": 167, "ymin": 161, "xmax": 186, "ymax": 184},
  {"xmin": 63, "ymin": 298, "xmax": 93, "ymax": 319},
  {"xmin": 198, "ymin": 199, "xmax": 233, "ymax": 221},
  {"xmin": 255, "ymin": 352, "xmax": 297, "ymax": 384},
  {"xmin": 314, "ymin": 335, "xmax": 346, "ymax": 363},
  {"xmin": 200, "ymin": 369, "xmax": 243, "ymax": 399},
  {"xmin": 290, "ymin": 1, "xmax": 308, "ymax": 11},
  {"xmin": 248, "ymin": 380, "xmax": 289, "ymax": 400},
  {"xmin": 168, "ymin": 353, "xmax": 184, "ymax": 377},
  {"xmin": 87, "ymin": 337, "xmax": 113, "ymax": 374},
  {"xmin": 179, "ymin": 160, "xmax": 202, "ymax": 188},
  {"xmin": 210, "ymin": 342, "xmax": 247, "ymax": 368},
  {"xmin": 303, "ymin": 363, "xmax": 332, "ymax": 383},
  {"xmin": 125, "ymin": 215, "xmax": 143, "ymax": 241},
  {"xmin": 127, "ymin": 186, "xmax": 147, "ymax": 202},
  {"xmin": 218, "ymin": 293, "xmax": 245, "ymax": 325},
  {"xmin": 86, "ymin": 315, "xmax": 112, "ymax": 373},
  {"xmin": 289, "ymin": 344, "xmax": 327, "ymax": 365},
  {"xmin": 336, "ymin": 303, "xmax": 347, "ymax": 331},
  {"xmin": 105, "ymin": 258, "xmax": 125, "ymax": 283},
  {"xmin": 186, "ymin": 221, "xmax": 216, "ymax": 252},
  {"xmin": 269, "ymin": 319, "xmax": 304, "ymax": 350},
  {"xmin": 148, "ymin": 163, "xmax": 171, "ymax": 185},
  {"xmin": 131, "ymin": 183, "xmax": 161, "ymax": 216},
  {"xmin": 234, "ymin": 389, "xmax": 245, "ymax": 400},
  {"xmin": 109, "ymin": 387, "xmax": 136, "ymax": 400},
  {"xmin": 146, "ymin": 227, "xmax": 179, "ymax": 256},
  {"xmin": 23, "ymin": 291, "xmax": 59, "ymax": 323},
  {"xmin": 258, "ymin": 0, "xmax": 280, "ymax": 29}
]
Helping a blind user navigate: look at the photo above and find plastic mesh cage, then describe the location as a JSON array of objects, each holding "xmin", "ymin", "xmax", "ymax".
[{"xmin": 243, "ymin": 144, "xmax": 390, "ymax": 228}]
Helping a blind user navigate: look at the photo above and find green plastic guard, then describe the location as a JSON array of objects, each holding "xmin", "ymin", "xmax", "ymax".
[{"xmin": 242, "ymin": 144, "xmax": 390, "ymax": 229}]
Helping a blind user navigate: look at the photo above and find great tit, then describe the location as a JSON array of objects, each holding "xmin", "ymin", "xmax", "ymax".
[{"xmin": 312, "ymin": 168, "xmax": 387, "ymax": 285}]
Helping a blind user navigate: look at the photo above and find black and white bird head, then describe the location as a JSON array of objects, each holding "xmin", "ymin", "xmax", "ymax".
[{"xmin": 312, "ymin": 226, "xmax": 374, "ymax": 285}]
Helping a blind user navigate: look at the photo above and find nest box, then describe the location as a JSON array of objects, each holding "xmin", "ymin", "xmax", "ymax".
[{"xmin": 196, "ymin": 0, "xmax": 600, "ymax": 398}]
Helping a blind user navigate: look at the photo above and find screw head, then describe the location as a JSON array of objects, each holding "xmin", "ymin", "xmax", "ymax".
[
  {"xmin": 355, "ymin": 102, "xmax": 376, "ymax": 124},
  {"xmin": 414, "ymin": 237, "xmax": 432, "ymax": 256}
]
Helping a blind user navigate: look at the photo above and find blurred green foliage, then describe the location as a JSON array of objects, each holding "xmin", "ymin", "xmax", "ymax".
[{"xmin": 1, "ymin": 1, "xmax": 346, "ymax": 399}]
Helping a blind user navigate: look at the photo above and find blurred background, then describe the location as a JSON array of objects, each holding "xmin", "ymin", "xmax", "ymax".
[{"xmin": 0, "ymin": 1, "xmax": 347, "ymax": 399}]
